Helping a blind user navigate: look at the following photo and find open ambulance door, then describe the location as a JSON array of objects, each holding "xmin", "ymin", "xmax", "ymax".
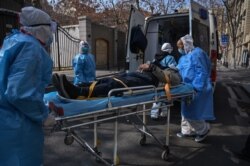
[
  {"xmin": 126, "ymin": 6, "xmax": 146, "ymax": 72},
  {"xmin": 189, "ymin": 0, "xmax": 210, "ymax": 54},
  {"xmin": 189, "ymin": 0, "xmax": 218, "ymax": 89}
]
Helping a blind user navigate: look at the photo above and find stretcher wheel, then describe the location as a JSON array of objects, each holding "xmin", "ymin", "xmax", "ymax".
[
  {"xmin": 161, "ymin": 149, "xmax": 170, "ymax": 161},
  {"xmin": 139, "ymin": 135, "xmax": 146, "ymax": 146},
  {"xmin": 64, "ymin": 135, "xmax": 74, "ymax": 145}
]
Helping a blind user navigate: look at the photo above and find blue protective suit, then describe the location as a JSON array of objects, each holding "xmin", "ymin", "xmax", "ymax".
[
  {"xmin": 177, "ymin": 47, "xmax": 215, "ymax": 120},
  {"xmin": 160, "ymin": 54, "xmax": 177, "ymax": 68},
  {"xmin": 0, "ymin": 30, "xmax": 53, "ymax": 166},
  {"xmin": 72, "ymin": 53, "xmax": 96, "ymax": 85}
]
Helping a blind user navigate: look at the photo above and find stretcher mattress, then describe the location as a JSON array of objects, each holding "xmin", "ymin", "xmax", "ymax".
[{"xmin": 44, "ymin": 83, "xmax": 193, "ymax": 117}]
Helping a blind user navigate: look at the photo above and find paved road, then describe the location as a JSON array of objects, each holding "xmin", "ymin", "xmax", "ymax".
[{"xmin": 44, "ymin": 66, "xmax": 250, "ymax": 166}]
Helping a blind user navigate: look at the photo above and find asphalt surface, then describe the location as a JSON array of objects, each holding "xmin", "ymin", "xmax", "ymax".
[{"xmin": 44, "ymin": 65, "xmax": 250, "ymax": 166}]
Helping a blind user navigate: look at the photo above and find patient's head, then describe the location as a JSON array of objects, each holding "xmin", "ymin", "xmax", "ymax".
[{"xmin": 161, "ymin": 42, "xmax": 173, "ymax": 54}]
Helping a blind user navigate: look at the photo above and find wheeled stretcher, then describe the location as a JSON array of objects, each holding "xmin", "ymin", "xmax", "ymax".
[{"xmin": 44, "ymin": 83, "xmax": 194, "ymax": 166}]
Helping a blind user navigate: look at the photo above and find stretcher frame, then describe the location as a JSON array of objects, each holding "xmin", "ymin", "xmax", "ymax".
[{"xmin": 49, "ymin": 84, "xmax": 194, "ymax": 166}]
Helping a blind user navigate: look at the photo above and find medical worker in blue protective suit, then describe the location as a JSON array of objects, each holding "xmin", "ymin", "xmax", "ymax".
[
  {"xmin": 0, "ymin": 6, "xmax": 56, "ymax": 166},
  {"xmin": 72, "ymin": 40, "xmax": 96, "ymax": 86},
  {"xmin": 176, "ymin": 34, "xmax": 215, "ymax": 143},
  {"xmin": 151, "ymin": 42, "xmax": 177, "ymax": 119}
]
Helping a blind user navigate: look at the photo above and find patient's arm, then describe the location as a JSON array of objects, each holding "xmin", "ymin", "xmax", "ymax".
[
  {"xmin": 151, "ymin": 65, "xmax": 182, "ymax": 86},
  {"xmin": 138, "ymin": 63, "xmax": 150, "ymax": 72},
  {"xmin": 151, "ymin": 65, "xmax": 167, "ymax": 83}
]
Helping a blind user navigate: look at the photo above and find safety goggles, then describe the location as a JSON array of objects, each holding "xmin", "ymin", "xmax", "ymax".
[
  {"xmin": 29, "ymin": 20, "xmax": 57, "ymax": 33},
  {"xmin": 82, "ymin": 43, "xmax": 89, "ymax": 48}
]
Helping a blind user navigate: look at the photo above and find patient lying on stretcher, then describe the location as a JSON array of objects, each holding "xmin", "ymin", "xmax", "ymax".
[{"xmin": 52, "ymin": 53, "xmax": 182, "ymax": 99}]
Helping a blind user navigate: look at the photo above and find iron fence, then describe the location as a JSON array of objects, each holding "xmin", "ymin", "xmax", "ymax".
[
  {"xmin": 0, "ymin": 9, "xmax": 19, "ymax": 46},
  {"xmin": 50, "ymin": 26, "xmax": 81, "ymax": 71}
]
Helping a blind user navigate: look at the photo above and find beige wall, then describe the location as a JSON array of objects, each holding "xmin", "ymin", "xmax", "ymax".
[
  {"xmin": 78, "ymin": 16, "xmax": 126, "ymax": 70},
  {"xmin": 91, "ymin": 23, "xmax": 114, "ymax": 69}
]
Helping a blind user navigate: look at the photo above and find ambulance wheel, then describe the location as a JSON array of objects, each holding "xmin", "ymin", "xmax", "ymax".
[
  {"xmin": 140, "ymin": 135, "xmax": 146, "ymax": 146},
  {"xmin": 161, "ymin": 149, "xmax": 170, "ymax": 161},
  {"xmin": 64, "ymin": 135, "xmax": 74, "ymax": 145}
]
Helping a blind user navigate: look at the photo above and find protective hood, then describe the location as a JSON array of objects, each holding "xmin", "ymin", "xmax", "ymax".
[
  {"xmin": 79, "ymin": 40, "xmax": 90, "ymax": 54},
  {"xmin": 180, "ymin": 34, "xmax": 194, "ymax": 54},
  {"xmin": 19, "ymin": 6, "xmax": 56, "ymax": 45},
  {"xmin": 161, "ymin": 43, "xmax": 173, "ymax": 53}
]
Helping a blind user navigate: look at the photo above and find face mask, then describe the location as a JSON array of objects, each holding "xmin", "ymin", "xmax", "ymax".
[
  {"xmin": 178, "ymin": 48, "xmax": 185, "ymax": 55},
  {"xmin": 81, "ymin": 47, "xmax": 89, "ymax": 54}
]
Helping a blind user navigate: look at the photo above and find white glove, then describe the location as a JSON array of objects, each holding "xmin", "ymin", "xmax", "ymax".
[{"xmin": 169, "ymin": 64, "xmax": 178, "ymax": 71}]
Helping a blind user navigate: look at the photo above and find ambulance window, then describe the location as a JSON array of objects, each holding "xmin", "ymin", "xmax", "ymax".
[{"xmin": 192, "ymin": 20, "xmax": 209, "ymax": 54}]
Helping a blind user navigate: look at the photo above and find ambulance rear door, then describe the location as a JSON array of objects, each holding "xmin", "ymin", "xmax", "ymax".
[
  {"xmin": 190, "ymin": 0, "xmax": 210, "ymax": 54},
  {"xmin": 126, "ymin": 6, "xmax": 146, "ymax": 72}
]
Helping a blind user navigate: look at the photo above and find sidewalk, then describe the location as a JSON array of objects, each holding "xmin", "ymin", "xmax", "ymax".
[{"xmin": 217, "ymin": 63, "xmax": 250, "ymax": 72}]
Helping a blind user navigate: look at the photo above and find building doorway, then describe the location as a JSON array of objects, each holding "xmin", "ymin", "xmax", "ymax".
[{"xmin": 95, "ymin": 39, "xmax": 108, "ymax": 69}]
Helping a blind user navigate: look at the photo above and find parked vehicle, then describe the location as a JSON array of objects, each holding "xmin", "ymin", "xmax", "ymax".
[{"xmin": 126, "ymin": 0, "xmax": 219, "ymax": 86}]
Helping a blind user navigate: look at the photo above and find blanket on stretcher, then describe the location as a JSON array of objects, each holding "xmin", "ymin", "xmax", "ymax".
[{"xmin": 44, "ymin": 83, "xmax": 193, "ymax": 117}]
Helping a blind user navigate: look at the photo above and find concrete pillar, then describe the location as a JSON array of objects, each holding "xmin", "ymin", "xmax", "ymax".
[{"xmin": 78, "ymin": 16, "xmax": 92, "ymax": 46}]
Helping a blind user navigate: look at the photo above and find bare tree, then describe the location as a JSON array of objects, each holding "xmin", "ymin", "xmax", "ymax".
[
  {"xmin": 93, "ymin": 0, "xmax": 186, "ymax": 31},
  {"xmin": 23, "ymin": 0, "xmax": 42, "ymax": 8},
  {"xmin": 94, "ymin": 0, "xmax": 132, "ymax": 30},
  {"xmin": 139, "ymin": 0, "xmax": 185, "ymax": 15},
  {"xmin": 42, "ymin": 0, "xmax": 186, "ymax": 30},
  {"xmin": 44, "ymin": 0, "xmax": 99, "ymax": 25},
  {"xmin": 221, "ymin": 0, "xmax": 244, "ymax": 69}
]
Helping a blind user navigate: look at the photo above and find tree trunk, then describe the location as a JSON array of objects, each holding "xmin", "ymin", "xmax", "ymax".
[
  {"xmin": 232, "ymin": 40, "xmax": 236, "ymax": 69},
  {"xmin": 135, "ymin": 0, "xmax": 140, "ymax": 11}
]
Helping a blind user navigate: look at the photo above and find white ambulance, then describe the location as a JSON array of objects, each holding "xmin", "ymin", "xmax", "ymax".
[{"xmin": 126, "ymin": 0, "xmax": 219, "ymax": 86}]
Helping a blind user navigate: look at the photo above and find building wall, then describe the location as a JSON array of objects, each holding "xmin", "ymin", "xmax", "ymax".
[
  {"xmin": 78, "ymin": 16, "xmax": 92, "ymax": 46},
  {"xmin": 244, "ymin": 0, "xmax": 250, "ymax": 54},
  {"xmin": 91, "ymin": 23, "xmax": 115, "ymax": 69},
  {"xmin": 225, "ymin": 0, "xmax": 250, "ymax": 68},
  {"xmin": 78, "ymin": 16, "xmax": 126, "ymax": 70},
  {"xmin": 238, "ymin": 0, "xmax": 250, "ymax": 67},
  {"xmin": 245, "ymin": 0, "xmax": 250, "ymax": 36}
]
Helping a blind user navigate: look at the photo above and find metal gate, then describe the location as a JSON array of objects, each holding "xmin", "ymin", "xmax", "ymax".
[
  {"xmin": 50, "ymin": 26, "xmax": 81, "ymax": 71},
  {"xmin": 0, "ymin": 9, "xmax": 19, "ymax": 46}
]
